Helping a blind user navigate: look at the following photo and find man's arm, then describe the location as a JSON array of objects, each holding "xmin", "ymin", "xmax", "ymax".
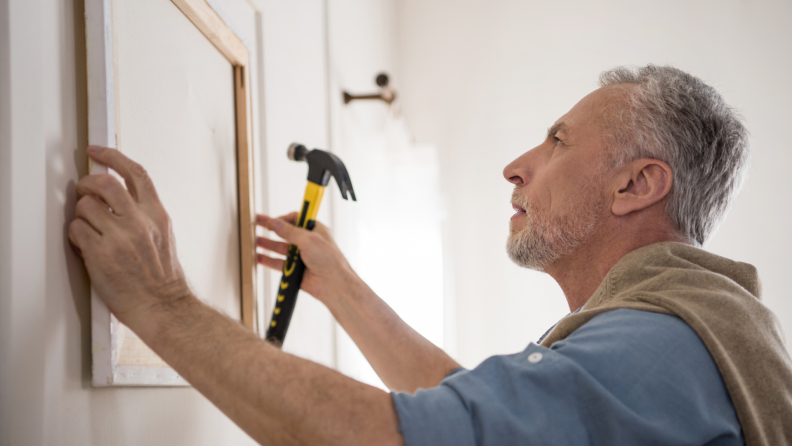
[
  {"xmin": 133, "ymin": 293, "xmax": 399, "ymax": 446},
  {"xmin": 256, "ymin": 215, "xmax": 461, "ymax": 392},
  {"xmin": 69, "ymin": 146, "xmax": 401, "ymax": 446}
]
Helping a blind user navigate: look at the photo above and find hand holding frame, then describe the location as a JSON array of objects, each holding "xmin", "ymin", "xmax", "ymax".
[{"xmin": 69, "ymin": 145, "xmax": 192, "ymax": 329}]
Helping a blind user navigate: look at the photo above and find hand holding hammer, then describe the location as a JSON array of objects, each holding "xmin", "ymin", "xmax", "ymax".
[{"xmin": 258, "ymin": 144, "xmax": 356, "ymax": 347}]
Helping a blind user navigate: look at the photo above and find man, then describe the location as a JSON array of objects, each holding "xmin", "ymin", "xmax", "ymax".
[{"xmin": 69, "ymin": 65, "xmax": 792, "ymax": 445}]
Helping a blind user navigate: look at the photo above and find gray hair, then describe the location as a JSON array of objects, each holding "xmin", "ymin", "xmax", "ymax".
[{"xmin": 598, "ymin": 65, "xmax": 749, "ymax": 246}]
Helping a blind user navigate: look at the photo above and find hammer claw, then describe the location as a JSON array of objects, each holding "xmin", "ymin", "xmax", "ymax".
[
  {"xmin": 295, "ymin": 144, "xmax": 357, "ymax": 201},
  {"xmin": 336, "ymin": 175, "xmax": 356, "ymax": 201}
]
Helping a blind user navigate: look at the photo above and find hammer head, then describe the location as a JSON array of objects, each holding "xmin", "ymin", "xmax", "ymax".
[{"xmin": 288, "ymin": 143, "xmax": 357, "ymax": 201}]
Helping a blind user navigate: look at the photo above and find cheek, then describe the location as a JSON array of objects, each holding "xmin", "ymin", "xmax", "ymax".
[
  {"xmin": 527, "ymin": 169, "xmax": 562, "ymax": 213},
  {"xmin": 546, "ymin": 174, "xmax": 600, "ymax": 217}
]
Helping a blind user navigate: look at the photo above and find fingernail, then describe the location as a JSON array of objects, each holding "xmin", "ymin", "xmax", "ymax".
[{"xmin": 87, "ymin": 145, "xmax": 100, "ymax": 154}]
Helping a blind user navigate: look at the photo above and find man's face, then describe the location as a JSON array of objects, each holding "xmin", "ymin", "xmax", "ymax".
[{"xmin": 504, "ymin": 87, "xmax": 623, "ymax": 270}]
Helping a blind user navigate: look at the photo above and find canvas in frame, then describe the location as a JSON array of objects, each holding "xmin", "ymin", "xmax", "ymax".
[{"xmin": 85, "ymin": 0, "xmax": 257, "ymax": 386}]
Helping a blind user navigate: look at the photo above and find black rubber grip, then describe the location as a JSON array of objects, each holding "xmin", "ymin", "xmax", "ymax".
[
  {"xmin": 265, "ymin": 244, "xmax": 306, "ymax": 347},
  {"xmin": 265, "ymin": 196, "xmax": 316, "ymax": 347}
]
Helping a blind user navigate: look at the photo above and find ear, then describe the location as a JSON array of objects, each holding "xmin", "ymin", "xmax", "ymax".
[{"xmin": 611, "ymin": 159, "xmax": 673, "ymax": 216}]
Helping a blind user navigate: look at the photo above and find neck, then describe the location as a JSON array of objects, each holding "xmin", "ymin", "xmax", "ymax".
[{"xmin": 544, "ymin": 221, "xmax": 689, "ymax": 312}]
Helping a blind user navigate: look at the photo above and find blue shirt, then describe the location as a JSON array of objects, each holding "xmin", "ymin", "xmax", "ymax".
[{"xmin": 392, "ymin": 309, "xmax": 744, "ymax": 445}]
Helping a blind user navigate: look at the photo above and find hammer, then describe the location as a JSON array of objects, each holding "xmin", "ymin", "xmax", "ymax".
[{"xmin": 265, "ymin": 143, "xmax": 356, "ymax": 347}]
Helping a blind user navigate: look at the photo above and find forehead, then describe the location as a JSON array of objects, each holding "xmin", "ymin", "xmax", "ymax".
[{"xmin": 553, "ymin": 84, "xmax": 636, "ymax": 137}]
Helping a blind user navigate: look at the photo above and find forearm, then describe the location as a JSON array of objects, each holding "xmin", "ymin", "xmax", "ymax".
[
  {"xmin": 325, "ymin": 270, "xmax": 461, "ymax": 393},
  {"xmin": 255, "ymin": 214, "xmax": 460, "ymax": 392},
  {"xmin": 127, "ymin": 296, "xmax": 401, "ymax": 446}
]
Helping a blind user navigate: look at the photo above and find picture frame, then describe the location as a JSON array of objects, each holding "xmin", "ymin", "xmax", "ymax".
[{"xmin": 85, "ymin": 0, "xmax": 257, "ymax": 386}]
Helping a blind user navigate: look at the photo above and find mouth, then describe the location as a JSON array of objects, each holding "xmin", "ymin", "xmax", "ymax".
[{"xmin": 511, "ymin": 202, "xmax": 526, "ymax": 220}]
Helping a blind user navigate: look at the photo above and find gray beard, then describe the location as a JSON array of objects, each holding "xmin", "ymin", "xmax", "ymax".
[{"xmin": 506, "ymin": 189, "xmax": 601, "ymax": 271}]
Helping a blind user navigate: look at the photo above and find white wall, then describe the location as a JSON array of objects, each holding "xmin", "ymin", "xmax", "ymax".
[
  {"xmin": 0, "ymin": 0, "xmax": 334, "ymax": 444},
  {"xmin": 395, "ymin": 0, "xmax": 792, "ymax": 368},
  {"xmin": 252, "ymin": 0, "xmax": 337, "ymax": 367},
  {"xmin": 326, "ymin": 0, "xmax": 404, "ymax": 388},
  {"xmin": 0, "ymin": 0, "xmax": 14, "ymax": 440}
]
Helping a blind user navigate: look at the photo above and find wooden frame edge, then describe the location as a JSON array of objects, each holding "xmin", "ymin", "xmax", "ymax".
[
  {"xmin": 171, "ymin": 0, "xmax": 249, "ymax": 66},
  {"xmin": 234, "ymin": 65, "xmax": 257, "ymax": 332},
  {"xmin": 170, "ymin": 0, "xmax": 256, "ymax": 332}
]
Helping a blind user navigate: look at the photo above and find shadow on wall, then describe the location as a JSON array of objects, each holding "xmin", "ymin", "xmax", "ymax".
[
  {"xmin": 63, "ymin": 178, "xmax": 91, "ymax": 385},
  {"xmin": 62, "ymin": 0, "xmax": 92, "ymax": 386}
]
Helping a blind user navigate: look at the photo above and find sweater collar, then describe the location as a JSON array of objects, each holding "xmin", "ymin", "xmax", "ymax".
[{"xmin": 583, "ymin": 242, "xmax": 761, "ymax": 310}]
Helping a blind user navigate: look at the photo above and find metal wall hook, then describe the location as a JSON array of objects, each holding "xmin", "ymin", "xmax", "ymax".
[{"xmin": 342, "ymin": 72, "xmax": 397, "ymax": 105}]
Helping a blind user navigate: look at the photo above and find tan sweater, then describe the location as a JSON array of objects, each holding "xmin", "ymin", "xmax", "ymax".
[{"xmin": 539, "ymin": 242, "xmax": 792, "ymax": 446}]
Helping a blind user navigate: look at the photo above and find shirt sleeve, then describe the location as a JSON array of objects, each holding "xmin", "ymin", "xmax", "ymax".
[{"xmin": 391, "ymin": 309, "xmax": 743, "ymax": 446}]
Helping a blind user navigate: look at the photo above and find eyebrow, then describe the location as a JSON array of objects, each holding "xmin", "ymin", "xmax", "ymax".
[{"xmin": 546, "ymin": 122, "xmax": 569, "ymax": 140}]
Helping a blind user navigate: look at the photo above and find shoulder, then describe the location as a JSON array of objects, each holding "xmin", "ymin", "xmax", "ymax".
[
  {"xmin": 548, "ymin": 309, "xmax": 731, "ymax": 404},
  {"xmin": 462, "ymin": 310, "xmax": 727, "ymax": 399},
  {"xmin": 554, "ymin": 309, "xmax": 708, "ymax": 367},
  {"xmin": 432, "ymin": 309, "xmax": 742, "ymax": 445},
  {"xmin": 392, "ymin": 310, "xmax": 743, "ymax": 446}
]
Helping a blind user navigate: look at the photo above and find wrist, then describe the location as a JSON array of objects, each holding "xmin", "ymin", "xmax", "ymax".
[
  {"xmin": 324, "ymin": 266, "xmax": 376, "ymax": 320},
  {"xmin": 117, "ymin": 281, "xmax": 199, "ymax": 342},
  {"xmin": 321, "ymin": 263, "xmax": 363, "ymax": 307}
]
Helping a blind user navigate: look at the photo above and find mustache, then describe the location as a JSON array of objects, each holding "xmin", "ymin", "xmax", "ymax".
[{"xmin": 511, "ymin": 187, "xmax": 529, "ymax": 211}]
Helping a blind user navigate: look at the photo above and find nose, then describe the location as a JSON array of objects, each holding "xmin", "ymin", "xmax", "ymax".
[{"xmin": 503, "ymin": 148, "xmax": 537, "ymax": 186}]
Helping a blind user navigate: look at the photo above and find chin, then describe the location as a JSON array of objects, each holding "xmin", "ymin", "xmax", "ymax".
[
  {"xmin": 506, "ymin": 218, "xmax": 565, "ymax": 272},
  {"xmin": 509, "ymin": 219, "xmax": 525, "ymax": 235},
  {"xmin": 506, "ymin": 239, "xmax": 549, "ymax": 272}
]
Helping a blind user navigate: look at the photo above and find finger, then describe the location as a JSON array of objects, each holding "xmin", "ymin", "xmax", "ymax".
[
  {"xmin": 75, "ymin": 195, "xmax": 115, "ymax": 234},
  {"xmin": 267, "ymin": 217, "xmax": 312, "ymax": 246},
  {"xmin": 256, "ymin": 236, "xmax": 289, "ymax": 256},
  {"xmin": 276, "ymin": 212, "xmax": 299, "ymax": 225},
  {"xmin": 256, "ymin": 214, "xmax": 274, "ymax": 228},
  {"xmin": 76, "ymin": 174, "xmax": 135, "ymax": 216},
  {"xmin": 256, "ymin": 212, "xmax": 299, "ymax": 229},
  {"xmin": 69, "ymin": 218, "xmax": 100, "ymax": 255},
  {"xmin": 70, "ymin": 243, "xmax": 83, "ymax": 258},
  {"xmin": 87, "ymin": 146, "xmax": 159, "ymax": 204},
  {"xmin": 257, "ymin": 253, "xmax": 285, "ymax": 271}
]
